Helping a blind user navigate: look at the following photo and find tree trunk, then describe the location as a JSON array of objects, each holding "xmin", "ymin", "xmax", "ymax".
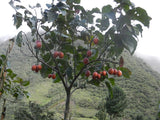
[{"xmin": 64, "ymin": 89, "xmax": 71, "ymax": 120}]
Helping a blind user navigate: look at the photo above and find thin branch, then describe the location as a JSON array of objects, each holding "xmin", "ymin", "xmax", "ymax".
[
  {"xmin": 69, "ymin": 58, "xmax": 118, "ymax": 89},
  {"xmin": 22, "ymin": 32, "xmax": 57, "ymax": 71},
  {"xmin": 37, "ymin": 32, "xmax": 67, "ymax": 90}
]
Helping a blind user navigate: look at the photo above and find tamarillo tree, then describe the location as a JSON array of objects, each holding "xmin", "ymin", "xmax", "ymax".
[
  {"xmin": 0, "ymin": 40, "xmax": 29, "ymax": 119},
  {"xmin": 10, "ymin": 0, "xmax": 151, "ymax": 119}
]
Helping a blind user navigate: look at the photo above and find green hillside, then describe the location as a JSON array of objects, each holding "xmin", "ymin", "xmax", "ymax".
[{"xmin": 0, "ymin": 41, "xmax": 160, "ymax": 120}]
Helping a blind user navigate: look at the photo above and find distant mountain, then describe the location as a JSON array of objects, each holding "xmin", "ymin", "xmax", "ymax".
[{"xmin": 136, "ymin": 53, "xmax": 160, "ymax": 73}]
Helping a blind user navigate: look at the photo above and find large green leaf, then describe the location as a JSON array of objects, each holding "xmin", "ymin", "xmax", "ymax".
[
  {"xmin": 121, "ymin": 34, "xmax": 137, "ymax": 55},
  {"xmin": 47, "ymin": 11, "xmax": 58, "ymax": 23},
  {"xmin": 21, "ymin": 81, "xmax": 30, "ymax": 86},
  {"xmin": 105, "ymin": 81, "xmax": 113, "ymax": 98},
  {"xmin": 102, "ymin": 5, "xmax": 115, "ymax": 20},
  {"xmin": 13, "ymin": 12, "xmax": 23, "ymax": 29},
  {"xmin": 7, "ymin": 69, "xmax": 17, "ymax": 79},
  {"xmin": 91, "ymin": 8, "xmax": 101, "ymax": 14},
  {"xmin": 118, "ymin": 67, "xmax": 131, "ymax": 78},
  {"xmin": 127, "ymin": 7, "xmax": 151, "ymax": 28},
  {"xmin": 72, "ymin": 0, "xmax": 80, "ymax": 4},
  {"xmin": 108, "ymin": 78, "xmax": 115, "ymax": 86},
  {"xmin": 16, "ymin": 31, "xmax": 23, "ymax": 47},
  {"xmin": 88, "ymin": 79, "xmax": 101, "ymax": 87},
  {"xmin": 100, "ymin": 18, "xmax": 109, "ymax": 31},
  {"xmin": 102, "ymin": 5, "xmax": 112, "ymax": 14}
]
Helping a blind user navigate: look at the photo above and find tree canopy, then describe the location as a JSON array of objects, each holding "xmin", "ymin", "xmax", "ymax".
[{"xmin": 9, "ymin": 0, "xmax": 151, "ymax": 119}]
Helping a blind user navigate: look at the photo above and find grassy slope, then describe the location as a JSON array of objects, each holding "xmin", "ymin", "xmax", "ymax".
[{"xmin": 0, "ymin": 41, "xmax": 160, "ymax": 120}]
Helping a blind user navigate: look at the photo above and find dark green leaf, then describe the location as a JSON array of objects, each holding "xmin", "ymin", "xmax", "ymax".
[
  {"xmin": 36, "ymin": 3, "xmax": 41, "ymax": 8},
  {"xmin": 13, "ymin": 12, "xmax": 23, "ymax": 29},
  {"xmin": 16, "ymin": 5, "xmax": 26, "ymax": 9},
  {"xmin": 41, "ymin": 26, "xmax": 49, "ymax": 32},
  {"xmin": 100, "ymin": 18, "xmax": 109, "ymax": 31},
  {"xmin": 7, "ymin": 70, "xmax": 17, "ymax": 79},
  {"xmin": 127, "ymin": 7, "xmax": 151, "ymax": 28},
  {"xmin": 88, "ymin": 79, "xmax": 101, "ymax": 86},
  {"xmin": 91, "ymin": 8, "xmax": 101, "ymax": 14},
  {"xmin": 13, "ymin": 77, "xmax": 23, "ymax": 83},
  {"xmin": 53, "ymin": 74, "xmax": 61, "ymax": 83},
  {"xmin": 21, "ymin": 81, "xmax": 30, "ymax": 86},
  {"xmin": 1, "ymin": 55, "xmax": 6, "ymax": 61},
  {"xmin": 40, "ymin": 63, "xmax": 52, "ymax": 78},
  {"xmin": 47, "ymin": 11, "xmax": 58, "ymax": 23},
  {"xmin": 102, "ymin": 5, "xmax": 116, "ymax": 20},
  {"xmin": 102, "ymin": 5, "xmax": 112, "ymax": 14},
  {"xmin": 108, "ymin": 78, "xmax": 115, "ymax": 86},
  {"xmin": 73, "ymin": 0, "xmax": 80, "ymax": 4},
  {"xmin": 0, "ymin": 59, "xmax": 2, "ymax": 65},
  {"xmin": 105, "ymin": 81, "xmax": 113, "ymax": 98},
  {"xmin": 118, "ymin": 67, "xmax": 131, "ymax": 78},
  {"xmin": 121, "ymin": 34, "xmax": 137, "ymax": 55},
  {"xmin": 96, "ymin": 18, "xmax": 101, "ymax": 23},
  {"xmin": 135, "ymin": 24, "xmax": 143, "ymax": 37},
  {"xmin": 16, "ymin": 31, "xmax": 23, "ymax": 47},
  {"xmin": 46, "ymin": 4, "xmax": 52, "ymax": 8}
]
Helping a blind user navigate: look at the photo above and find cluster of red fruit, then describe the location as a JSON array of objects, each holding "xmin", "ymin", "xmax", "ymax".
[
  {"xmin": 83, "ymin": 38, "xmax": 99, "ymax": 65},
  {"xmin": 53, "ymin": 51, "xmax": 64, "ymax": 59},
  {"xmin": 48, "ymin": 73, "xmax": 56, "ymax": 79},
  {"xmin": 108, "ymin": 68, "xmax": 122, "ymax": 77},
  {"xmin": 85, "ymin": 68, "xmax": 122, "ymax": 79},
  {"xmin": 32, "ymin": 64, "xmax": 42, "ymax": 72},
  {"xmin": 85, "ymin": 70, "xmax": 107, "ymax": 79}
]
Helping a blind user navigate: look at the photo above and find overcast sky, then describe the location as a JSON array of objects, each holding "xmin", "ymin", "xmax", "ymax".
[{"xmin": 0, "ymin": 0, "xmax": 160, "ymax": 59}]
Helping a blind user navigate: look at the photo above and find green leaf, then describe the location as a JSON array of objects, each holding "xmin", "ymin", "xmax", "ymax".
[
  {"xmin": 121, "ymin": 34, "xmax": 137, "ymax": 55},
  {"xmin": 118, "ymin": 67, "xmax": 131, "ymax": 78},
  {"xmin": 1, "ymin": 55, "xmax": 6, "ymax": 61},
  {"xmin": 13, "ymin": 12, "xmax": 23, "ymax": 29},
  {"xmin": 127, "ymin": 7, "xmax": 151, "ymax": 28},
  {"xmin": 41, "ymin": 25, "xmax": 50, "ymax": 32},
  {"xmin": 40, "ymin": 63, "xmax": 52, "ymax": 78},
  {"xmin": 21, "ymin": 81, "xmax": 30, "ymax": 86},
  {"xmin": 47, "ymin": 11, "xmax": 58, "ymax": 23},
  {"xmin": 7, "ymin": 69, "xmax": 17, "ymax": 79},
  {"xmin": 105, "ymin": 81, "xmax": 113, "ymax": 98},
  {"xmin": 13, "ymin": 77, "xmax": 23, "ymax": 83},
  {"xmin": 16, "ymin": 31, "xmax": 23, "ymax": 47},
  {"xmin": 0, "ymin": 59, "xmax": 2, "ymax": 65},
  {"xmin": 102, "ymin": 5, "xmax": 112, "ymax": 14},
  {"xmin": 135, "ymin": 24, "xmax": 143, "ymax": 37},
  {"xmin": 91, "ymin": 8, "xmax": 101, "ymax": 14},
  {"xmin": 100, "ymin": 18, "xmax": 109, "ymax": 31},
  {"xmin": 102, "ymin": 5, "xmax": 115, "ymax": 20},
  {"xmin": 46, "ymin": 4, "xmax": 52, "ymax": 8},
  {"xmin": 73, "ymin": 0, "xmax": 80, "ymax": 4},
  {"xmin": 36, "ymin": 3, "xmax": 41, "ymax": 8},
  {"xmin": 88, "ymin": 79, "xmax": 101, "ymax": 86},
  {"xmin": 16, "ymin": 5, "xmax": 26, "ymax": 10},
  {"xmin": 108, "ymin": 78, "xmax": 115, "ymax": 86},
  {"xmin": 53, "ymin": 74, "xmax": 61, "ymax": 83}
]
